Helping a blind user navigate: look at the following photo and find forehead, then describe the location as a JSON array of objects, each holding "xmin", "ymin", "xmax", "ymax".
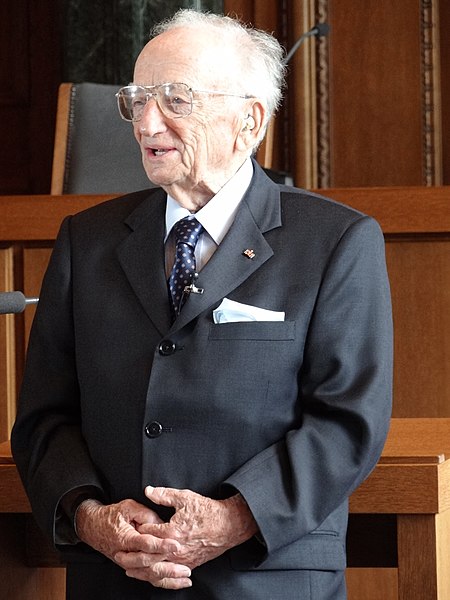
[{"xmin": 134, "ymin": 26, "xmax": 239, "ymax": 88}]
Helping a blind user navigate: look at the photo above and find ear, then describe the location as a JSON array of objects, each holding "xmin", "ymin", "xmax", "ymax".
[{"xmin": 235, "ymin": 100, "xmax": 266, "ymax": 153}]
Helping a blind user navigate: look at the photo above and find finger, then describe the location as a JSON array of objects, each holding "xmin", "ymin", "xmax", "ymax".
[
  {"xmin": 121, "ymin": 534, "xmax": 181, "ymax": 556},
  {"xmin": 145, "ymin": 485, "xmax": 184, "ymax": 508},
  {"xmin": 116, "ymin": 550, "xmax": 191, "ymax": 574},
  {"xmin": 127, "ymin": 559, "xmax": 192, "ymax": 589},
  {"xmin": 126, "ymin": 503, "xmax": 165, "ymax": 526},
  {"xmin": 137, "ymin": 522, "xmax": 176, "ymax": 538},
  {"xmin": 126, "ymin": 568, "xmax": 192, "ymax": 589}
]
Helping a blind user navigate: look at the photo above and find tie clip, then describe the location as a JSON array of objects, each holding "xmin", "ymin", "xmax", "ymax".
[
  {"xmin": 184, "ymin": 272, "xmax": 204, "ymax": 295},
  {"xmin": 184, "ymin": 282, "xmax": 204, "ymax": 295}
]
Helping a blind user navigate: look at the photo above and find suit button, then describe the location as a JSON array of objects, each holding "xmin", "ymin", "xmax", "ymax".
[
  {"xmin": 159, "ymin": 340, "xmax": 176, "ymax": 356},
  {"xmin": 145, "ymin": 421, "xmax": 163, "ymax": 438}
]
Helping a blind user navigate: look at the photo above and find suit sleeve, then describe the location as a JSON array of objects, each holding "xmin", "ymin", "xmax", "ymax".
[
  {"xmin": 223, "ymin": 215, "xmax": 393, "ymax": 556},
  {"xmin": 11, "ymin": 217, "xmax": 105, "ymax": 544}
]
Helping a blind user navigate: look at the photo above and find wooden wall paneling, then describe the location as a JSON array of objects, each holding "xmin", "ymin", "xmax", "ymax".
[
  {"xmin": 0, "ymin": 244, "xmax": 54, "ymax": 442},
  {"xmin": 421, "ymin": 0, "xmax": 442, "ymax": 186},
  {"xmin": 223, "ymin": 0, "xmax": 282, "ymax": 29},
  {"xmin": 0, "ymin": 0, "xmax": 62, "ymax": 195},
  {"xmin": 386, "ymin": 237, "xmax": 450, "ymax": 417},
  {"xmin": 224, "ymin": 0, "xmax": 287, "ymax": 173},
  {"xmin": 252, "ymin": 0, "xmax": 282, "ymax": 172},
  {"xmin": 0, "ymin": 195, "xmax": 113, "ymax": 242},
  {"xmin": 0, "ymin": 1, "xmax": 30, "ymax": 194},
  {"xmin": 288, "ymin": 0, "xmax": 319, "ymax": 188},
  {"xmin": 0, "ymin": 247, "xmax": 16, "ymax": 443},
  {"xmin": 439, "ymin": 0, "xmax": 450, "ymax": 184},
  {"xmin": 326, "ymin": 185, "xmax": 450, "ymax": 418},
  {"xmin": 285, "ymin": 0, "xmax": 444, "ymax": 189},
  {"xmin": 3, "ymin": 0, "xmax": 449, "ymax": 194},
  {"xmin": 23, "ymin": 248, "xmax": 53, "ymax": 348},
  {"xmin": 323, "ymin": 186, "xmax": 450, "ymax": 234},
  {"xmin": 28, "ymin": 1, "xmax": 62, "ymax": 194},
  {"xmin": 397, "ymin": 514, "xmax": 439, "ymax": 598},
  {"xmin": 223, "ymin": 0, "xmax": 253, "ymax": 23},
  {"xmin": 227, "ymin": 0, "xmax": 445, "ymax": 189},
  {"xmin": 0, "ymin": 194, "xmax": 114, "ymax": 443},
  {"xmin": 224, "ymin": 0, "xmax": 325, "ymax": 184},
  {"xmin": 0, "ymin": 514, "xmax": 65, "ymax": 600},
  {"xmin": 327, "ymin": 0, "xmax": 426, "ymax": 187},
  {"xmin": 346, "ymin": 568, "xmax": 398, "ymax": 600},
  {"xmin": 436, "ymin": 507, "xmax": 450, "ymax": 598},
  {"xmin": 8, "ymin": 247, "xmax": 54, "ymax": 407},
  {"xmin": 248, "ymin": 0, "xmax": 445, "ymax": 189}
]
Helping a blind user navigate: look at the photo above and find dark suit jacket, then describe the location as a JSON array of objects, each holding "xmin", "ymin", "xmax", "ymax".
[{"xmin": 11, "ymin": 162, "xmax": 393, "ymax": 599}]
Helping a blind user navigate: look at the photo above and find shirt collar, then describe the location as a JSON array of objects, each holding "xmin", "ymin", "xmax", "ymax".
[{"xmin": 165, "ymin": 158, "xmax": 254, "ymax": 243}]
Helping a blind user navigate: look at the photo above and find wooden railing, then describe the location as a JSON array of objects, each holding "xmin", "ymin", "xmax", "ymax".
[
  {"xmin": 1, "ymin": 187, "xmax": 450, "ymax": 441},
  {"xmin": 0, "ymin": 187, "xmax": 449, "ymax": 599}
]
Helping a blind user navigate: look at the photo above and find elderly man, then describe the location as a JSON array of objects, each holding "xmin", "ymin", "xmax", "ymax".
[{"xmin": 11, "ymin": 9, "xmax": 392, "ymax": 600}]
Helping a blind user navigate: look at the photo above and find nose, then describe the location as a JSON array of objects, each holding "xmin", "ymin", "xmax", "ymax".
[{"xmin": 137, "ymin": 97, "xmax": 167, "ymax": 136}]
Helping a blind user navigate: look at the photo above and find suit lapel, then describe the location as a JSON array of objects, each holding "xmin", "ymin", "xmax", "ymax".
[
  {"xmin": 115, "ymin": 165, "xmax": 283, "ymax": 336},
  {"xmin": 116, "ymin": 189, "xmax": 172, "ymax": 336},
  {"xmin": 171, "ymin": 164, "xmax": 282, "ymax": 332}
]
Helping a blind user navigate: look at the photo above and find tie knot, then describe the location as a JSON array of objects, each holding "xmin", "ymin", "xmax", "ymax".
[{"xmin": 173, "ymin": 217, "xmax": 203, "ymax": 249}]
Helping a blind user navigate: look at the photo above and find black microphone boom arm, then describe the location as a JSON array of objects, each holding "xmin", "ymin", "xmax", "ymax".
[{"xmin": 283, "ymin": 22, "xmax": 330, "ymax": 65}]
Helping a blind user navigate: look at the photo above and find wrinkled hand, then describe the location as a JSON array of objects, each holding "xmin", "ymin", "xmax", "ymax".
[
  {"xmin": 132, "ymin": 486, "xmax": 259, "ymax": 570},
  {"xmin": 76, "ymin": 498, "xmax": 192, "ymax": 589}
]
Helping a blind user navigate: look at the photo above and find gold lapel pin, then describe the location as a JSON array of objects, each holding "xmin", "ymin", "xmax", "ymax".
[{"xmin": 243, "ymin": 248, "xmax": 256, "ymax": 259}]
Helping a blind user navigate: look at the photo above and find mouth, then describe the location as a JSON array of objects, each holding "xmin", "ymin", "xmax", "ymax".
[{"xmin": 146, "ymin": 146, "xmax": 175, "ymax": 158}]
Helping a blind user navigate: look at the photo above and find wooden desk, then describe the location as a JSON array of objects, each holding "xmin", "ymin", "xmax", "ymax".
[
  {"xmin": 0, "ymin": 442, "xmax": 65, "ymax": 598},
  {"xmin": 0, "ymin": 440, "xmax": 29, "ymax": 512},
  {"xmin": 1, "ymin": 187, "xmax": 450, "ymax": 442},
  {"xmin": 2, "ymin": 419, "xmax": 450, "ymax": 599},
  {"xmin": 348, "ymin": 418, "xmax": 450, "ymax": 599}
]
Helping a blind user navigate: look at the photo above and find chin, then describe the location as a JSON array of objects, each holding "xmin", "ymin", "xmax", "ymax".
[
  {"xmin": 143, "ymin": 167, "xmax": 172, "ymax": 186},
  {"xmin": 145, "ymin": 166, "xmax": 190, "ymax": 189}
]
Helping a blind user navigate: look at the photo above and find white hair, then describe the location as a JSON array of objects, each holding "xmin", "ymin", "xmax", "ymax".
[{"xmin": 150, "ymin": 9, "xmax": 287, "ymax": 138}]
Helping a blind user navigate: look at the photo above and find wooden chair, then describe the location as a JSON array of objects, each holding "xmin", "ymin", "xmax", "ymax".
[
  {"xmin": 51, "ymin": 82, "xmax": 293, "ymax": 191},
  {"xmin": 50, "ymin": 82, "xmax": 152, "ymax": 194}
]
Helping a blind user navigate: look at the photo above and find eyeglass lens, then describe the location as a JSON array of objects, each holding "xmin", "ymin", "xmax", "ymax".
[{"xmin": 117, "ymin": 84, "xmax": 193, "ymax": 121}]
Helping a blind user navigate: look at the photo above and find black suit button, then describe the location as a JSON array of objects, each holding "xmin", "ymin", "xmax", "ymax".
[
  {"xmin": 159, "ymin": 340, "xmax": 176, "ymax": 356},
  {"xmin": 145, "ymin": 421, "xmax": 163, "ymax": 438}
]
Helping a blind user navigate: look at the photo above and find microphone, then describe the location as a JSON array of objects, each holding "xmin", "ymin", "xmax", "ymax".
[
  {"xmin": 0, "ymin": 292, "xmax": 39, "ymax": 315},
  {"xmin": 283, "ymin": 22, "xmax": 330, "ymax": 65}
]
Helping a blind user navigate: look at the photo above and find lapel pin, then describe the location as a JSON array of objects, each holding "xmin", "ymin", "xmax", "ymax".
[{"xmin": 243, "ymin": 248, "xmax": 256, "ymax": 259}]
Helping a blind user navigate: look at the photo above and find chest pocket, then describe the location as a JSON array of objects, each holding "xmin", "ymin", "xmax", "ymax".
[{"xmin": 208, "ymin": 321, "xmax": 296, "ymax": 341}]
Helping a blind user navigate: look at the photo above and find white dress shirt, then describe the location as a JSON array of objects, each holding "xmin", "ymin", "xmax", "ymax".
[{"xmin": 164, "ymin": 158, "xmax": 254, "ymax": 277}]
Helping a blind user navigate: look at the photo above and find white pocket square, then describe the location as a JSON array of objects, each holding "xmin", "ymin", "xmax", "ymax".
[{"xmin": 213, "ymin": 298, "xmax": 285, "ymax": 324}]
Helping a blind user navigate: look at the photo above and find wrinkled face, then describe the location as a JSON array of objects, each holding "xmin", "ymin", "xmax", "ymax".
[{"xmin": 132, "ymin": 26, "xmax": 255, "ymax": 206}]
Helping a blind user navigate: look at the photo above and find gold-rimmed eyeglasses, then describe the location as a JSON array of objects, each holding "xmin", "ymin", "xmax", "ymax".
[{"xmin": 116, "ymin": 82, "xmax": 254, "ymax": 122}]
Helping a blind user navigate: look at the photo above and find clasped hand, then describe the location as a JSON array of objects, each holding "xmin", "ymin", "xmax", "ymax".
[{"xmin": 76, "ymin": 486, "xmax": 258, "ymax": 590}]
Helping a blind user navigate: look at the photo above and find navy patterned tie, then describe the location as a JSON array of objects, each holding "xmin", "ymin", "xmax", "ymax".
[{"xmin": 168, "ymin": 217, "xmax": 204, "ymax": 317}]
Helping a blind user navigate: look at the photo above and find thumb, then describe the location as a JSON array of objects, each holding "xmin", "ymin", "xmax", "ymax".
[{"xmin": 145, "ymin": 485, "xmax": 182, "ymax": 508}]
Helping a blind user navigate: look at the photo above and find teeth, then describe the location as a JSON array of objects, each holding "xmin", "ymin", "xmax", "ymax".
[{"xmin": 153, "ymin": 149, "xmax": 167, "ymax": 156}]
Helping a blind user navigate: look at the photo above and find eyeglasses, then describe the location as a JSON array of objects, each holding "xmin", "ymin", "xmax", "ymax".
[{"xmin": 116, "ymin": 83, "xmax": 254, "ymax": 122}]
